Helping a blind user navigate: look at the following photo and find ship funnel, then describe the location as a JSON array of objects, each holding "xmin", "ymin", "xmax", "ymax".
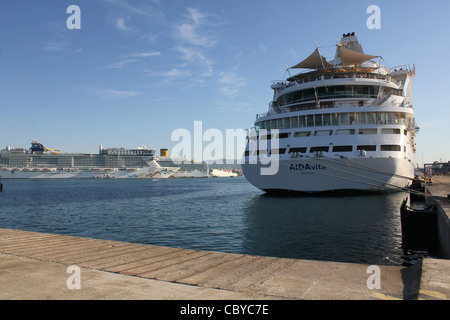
[{"xmin": 160, "ymin": 149, "xmax": 168, "ymax": 157}]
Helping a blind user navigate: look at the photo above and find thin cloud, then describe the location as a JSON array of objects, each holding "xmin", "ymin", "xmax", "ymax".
[
  {"xmin": 168, "ymin": 7, "xmax": 220, "ymax": 84},
  {"xmin": 185, "ymin": 7, "xmax": 206, "ymax": 25},
  {"xmin": 176, "ymin": 23, "xmax": 215, "ymax": 48},
  {"xmin": 131, "ymin": 51, "xmax": 161, "ymax": 57},
  {"xmin": 218, "ymin": 69, "xmax": 247, "ymax": 97},
  {"xmin": 104, "ymin": 59, "xmax": 138, "ymax": 69},
  {"xmin": 41, "ymin": 41, "xmax": 68, "ymax": 52},
  {"xmin": 145, "ymin": 68, "xmax": 192, "ymax": 82},
  {"xmin": 141, "ymin": 30, "xmax": 161, "ymax": 43},
  {"xmin": 176, "ymin": 46, "xmax": 211, "ymax": 65},
  {"xmin": 115, "ymin": 17, "xmax": 134, "ymax": 32},
  {"xmin": 101, "ymin": 0, "xmax": 165, "ymax": 22},
  {"xmin": 103, "ymin": 51, "xmax": 160, "ymax": 69},
  {"xmin": 93, "ymin": 89, "xmax": 141, "ymax": 99},
  {"xmin": 175, "ymin": 7, "xmax": 217, "ymax": 48}
]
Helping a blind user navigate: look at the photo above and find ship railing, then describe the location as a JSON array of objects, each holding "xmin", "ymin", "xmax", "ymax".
[
  {"xmin": 287, "ymin": 70, "xmax": 396, "ymax": 87},
  {"xmin": 255, "ymin": 98, "xmax": 411, "ymax": 121},
  {"xmin": 390, "ymin": 65, "xmax": 410, "ymax": 73},
  {"xmin": 256, "ymin": 112, "xmax": 268, "ymax": 119},
  {"xmin": 271, "ymin": 80, "xmax": 287, "ymax": 88}
]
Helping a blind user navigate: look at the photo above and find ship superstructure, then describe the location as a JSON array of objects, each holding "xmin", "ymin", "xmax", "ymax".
[{"xmin": 241, "ymin": 33, "xmax": 418, "ymax": 193}]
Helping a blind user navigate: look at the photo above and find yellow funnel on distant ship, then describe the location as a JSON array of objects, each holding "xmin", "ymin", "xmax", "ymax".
[{"xmin": 160, "ymin": 149, "xmax": 168, "ymax": 157}]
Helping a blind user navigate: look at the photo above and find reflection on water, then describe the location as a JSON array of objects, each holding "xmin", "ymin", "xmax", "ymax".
[{"xmin": 241, "ymin": 191, "xmax": 407, "ymax": 265}]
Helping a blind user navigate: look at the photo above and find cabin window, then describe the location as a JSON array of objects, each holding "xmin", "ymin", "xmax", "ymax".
[
  {"xmin": 381, "ymin": 145, "xmax": 401, "ymax": 151},
  {"xmin": 332, "ymin": 146, "xmax": 353, "ymax": 152},
  {"xmin": 257, "ymin": 111, "xmax": 411, "ymax": 130},
  {"xmin": 323, "ymin": 113, "xmax": 331, "ymax": 126},
  {"xmin": 335, "ymin": 129, "xmax": 355, "ymax": 135},
  {"xmin": 314, "ymin": 114, "xmax": 323, "ymax": 126},
  {"xmin": 310, "ymin": 146, "xmax": 329, "ymax": 153},
  {"xmin": 381, "ymin": 128, "xmax": 401, "ymax": 134},
  {"xmin": 277, "ymin": 119, "xmax": 284, "ymax": 129},
  {"xmin": 270, "ymin": 120, "xmax": 276, "ymax": 129},
  {"xmin": 298, "ymin": 115, "xmax": 306, "ymax": 127},
  {"xmin": 349, "ymin": 112, "xmax": 357, "ymax": 125},
  {"xmin": 278, "ymin": 133, "xmax": 290, "ymax": 139},
  {"xmin": 284, "ymin": 118, "xmax": 291, "ymax": 129},
  {"xmin": 291, "ymin": 117, "xmax": 299, "ymax": 128},
  {"xmin": 315, "ymin": 130, "xmax": 332, "ymax": 136},
  {"xmin": 357, "ymin": 145, "xmax": 377, "ymax": 151},
  {"xmin": 376, "ymin": 113, "xmax": 386, "ymax": 124},
  {"xmin": 340, "ymin": 113, "xmax": 349, "ymax": 125},
  {"xmin": 367, "ymin": 112, "xmax": 376, "ymax": 124},
  {"xmin": 289, "ymin": 147, "xmax": 307, "ymax": 154},
  {"xmin": 359, "ymin": 128, "xmax": 377, "ymax": 135},
  {"xmin": 332, "ymin": 113, "xmax": 339, "ymax": 126},
  {"xmin": 270, "ymin": 148, "xmax": 287, "ymax": 155},
  {"xmin": 294, "ymin": 131, "xmax": 311, "ymax": 137}
]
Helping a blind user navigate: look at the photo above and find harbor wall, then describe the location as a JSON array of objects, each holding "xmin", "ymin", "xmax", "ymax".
[
  {"xmin": 435, "ymin": 201, "xmax": 450, "ymax": 258},
  {"xmin": 425, "ymin": 176, "xmax": 450, "ymax": 259}
]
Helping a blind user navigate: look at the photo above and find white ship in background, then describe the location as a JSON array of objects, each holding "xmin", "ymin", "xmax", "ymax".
[
  {"xmin": 0, "ymin": 142, "xmax": 178, "ymax": 179},
  {"xmin": 154, "ymin": 149, "xmax": 210, "ymax": 178},
  {"xmin": 242, "ymin": 33, "xmax": 419, "ymax": 193},
  {"xmin": 209, "ymin": 169, "xmax": 238, "ymax": 177}
]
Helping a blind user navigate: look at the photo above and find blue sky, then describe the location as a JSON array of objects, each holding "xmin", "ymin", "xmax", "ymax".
[{"xmin": 1, "ymin": 0, "xmax": 449, "ymax": 165}]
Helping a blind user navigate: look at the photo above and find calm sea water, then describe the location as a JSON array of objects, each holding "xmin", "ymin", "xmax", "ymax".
[{"xmin": 0, "ymin": 177, "xmax": 411, "ymax": 266}]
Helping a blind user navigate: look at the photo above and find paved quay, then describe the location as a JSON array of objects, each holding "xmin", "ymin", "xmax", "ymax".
[
  {"xmin": 419, "ymin": 175, "xmax": 450, "ymax": 300},
  {"xmin": 0, "ymin": 228, "xmax": 405, "ymax": 300},
  {"xmin": 0, "ymin": 227, "xmax": 447, "ymax": 300},
  {"xmin": 425, "ymin": 175, "xmax": 450, "ymax": 258},
  {"xmin": 426, "ymin": 175, "xmax": 450, "ymax": 200},
  {"xmin": 426, "ymin": 175, "xmax": 450, "ymax": 230}
]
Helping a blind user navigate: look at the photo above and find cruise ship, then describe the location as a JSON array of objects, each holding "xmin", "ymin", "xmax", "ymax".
[
  {"xmin": 155, "ymin": 149, "xmax": 210, "ymax": 178},
  {"xmin": 241, "ymin": 33, "xmax": 418, "ymax": 193},
  {"xmin": 0, "ymin": 141, "xmax": 179, "ymax": 179}
]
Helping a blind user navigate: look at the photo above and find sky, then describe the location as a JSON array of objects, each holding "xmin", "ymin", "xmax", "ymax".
[{"xmin": 0, "ymin": 0, "xmax": 449, "ymax": 165}]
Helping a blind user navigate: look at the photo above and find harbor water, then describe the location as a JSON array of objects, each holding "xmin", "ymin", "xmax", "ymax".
[{"xmin": 0, "ymin": 177, "xmax": 418, "ymax": 266}]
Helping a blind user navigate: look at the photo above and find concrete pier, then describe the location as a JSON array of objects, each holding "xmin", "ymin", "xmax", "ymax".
[{"xmin": 0, "ymin": 227, "xmax": 448, "ymax": 300}]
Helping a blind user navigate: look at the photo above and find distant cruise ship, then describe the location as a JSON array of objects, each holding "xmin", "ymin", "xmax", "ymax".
[
  {"xmin": 0, "ymin": 141, "xmax": 178, "ymax": 179},
  {"xmin": 242, "ymin": 33, "xmax": 419, "ymax": 193},
  {"xmin": 155, "ymin": 149, "xmax": 210, "ymax": 178}
]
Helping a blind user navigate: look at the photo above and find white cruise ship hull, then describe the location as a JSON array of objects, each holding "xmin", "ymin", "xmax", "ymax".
[{"xmin": 242, "ymin": 157, "xmax": 414, "ymax": 193}]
